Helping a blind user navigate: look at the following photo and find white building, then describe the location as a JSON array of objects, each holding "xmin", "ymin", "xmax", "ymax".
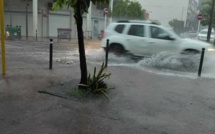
[
  {"xmin": 138, "ymin": 0, "xmax": 199, "ymax": 30},
  {"xmin": 4, "ymin": 0, "xmax": 107, "ymax": 39}
]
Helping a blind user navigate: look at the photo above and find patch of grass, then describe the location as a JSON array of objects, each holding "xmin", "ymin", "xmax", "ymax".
[
  {"xmin": 68, "ymin": 88, "xmax": 86, "ymax": 99},
  {"xmin": 68, "ymin": 85, "xmax": 115, "ymax": 100}
]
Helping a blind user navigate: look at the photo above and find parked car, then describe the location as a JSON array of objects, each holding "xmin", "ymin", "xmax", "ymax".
[
  {"xmin": 101, "ymin": 20, "xmax": 215, "ymax": 57},
  {"xmin": 197, "ymin": 29, "xmax": 215, "ymax": 44},
  {"xmin": 184, "ymin": 31, "xmax": 198, "ymax": 39}
]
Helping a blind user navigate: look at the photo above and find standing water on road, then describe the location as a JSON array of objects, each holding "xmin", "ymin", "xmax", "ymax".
[{"xmin": 62, "ymin": 48, "xmax": 215, "ymax": 79}]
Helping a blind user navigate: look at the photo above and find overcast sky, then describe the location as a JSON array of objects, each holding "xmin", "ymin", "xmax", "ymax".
[{"xmin": 136, "ymin": 0, "xmax": 199, "ymax": 26}]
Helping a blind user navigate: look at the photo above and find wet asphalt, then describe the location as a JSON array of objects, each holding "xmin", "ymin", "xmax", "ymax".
[{"xmin": 0, "ymin": 39, "xmax": 215, "ymax": 134}]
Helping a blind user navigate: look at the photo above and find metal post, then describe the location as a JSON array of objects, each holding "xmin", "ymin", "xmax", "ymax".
[
  {"xmin": 197, "ymin": 20, "xmax": 200, "ymax": 32},
  {"xmin": 41, "ymin": 10, "xmax": 43, "ymax": 38},
  {"xmin": 57, "ymin": 29, "xmax": 59, "ymax": 43},
  {"xmin": 49, "ymin": 39, "xmax": 53, "ymax": 69},
  {"xmin": 9, "ymin": 6, "xmax": 12, "ymax": 25},
  {"xmin": 0, "ymin": 0, "xmax": 6, "ymax": 75},
  {"xmin": 86, "ymin": 2, "xmax": 92, "ymax": 35},
  {"xmin": 104, "ymin": 14, "xmax": 107, "ymax": 30},
  {"xmin": 109, "ymin": 0, "xmax": 113, "ymax": 24},
  {"xmin": 33, "ymin": 0, "xmax": 38, "ymax": 40},
  {"xmin": 181, "ymin": 7, "xmax": 184, "ymax": 21},
  {"xmin": 36, "ymin": 30, "xmax": 37, "ymax": 41},
  {"xmin": 26, "ymin": 0, "xmax": 28, "ymax": 40},
  {"xmin": 105, "ymin": 39, "xmax": 109, "ymax": 68},
  {"xmin": 198, "ymin": 48, "xmax": 205, "ymax": 77}
]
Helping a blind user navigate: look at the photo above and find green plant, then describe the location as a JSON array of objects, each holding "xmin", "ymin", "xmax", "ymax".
[
  {"xmin": 79, "ymin": 62, "xmax": 112, "ymax": 99},
  {"xmin": 68, "ymin": 88, "xmax": 85, "ymax": 99}
]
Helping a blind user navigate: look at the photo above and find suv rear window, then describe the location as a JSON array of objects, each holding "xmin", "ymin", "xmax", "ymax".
[
  {"xmin": 128, "ymin": 25, "xmax": 145, "ymax": 37},
  {"xmin": 114, "ymin": 24, "xmax": 125, "ymax": 33}
]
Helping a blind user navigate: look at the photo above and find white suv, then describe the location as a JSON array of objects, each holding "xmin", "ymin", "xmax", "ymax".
[{"xmin": 101, "ymin": 20, "xmax": 215, "ymax": 57}]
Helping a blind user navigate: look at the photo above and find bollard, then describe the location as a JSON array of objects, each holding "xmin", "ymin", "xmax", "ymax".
[
  {"xmin": 105, "ymin": 39, "xmax": 109, "ymax": 68},
  {"xmin": 198, "ymin": 48, "xmax": 205, "ymax": 77},
  {"xmin": 36, "ymin": 30, "xmax": 37, "ymax": 41},
  {"xmin": 49, "ymin": 39, "xmax": 53, "ymax": 70}
]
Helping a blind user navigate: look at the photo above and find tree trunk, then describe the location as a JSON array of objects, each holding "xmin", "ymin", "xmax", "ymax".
[
  {"xmin": 74, "ymin": 1, "xmax": 88, "ymax": 85},
  {"xmin": 207, "ymin": 0, "xmax": 215, "ymax": 42}
]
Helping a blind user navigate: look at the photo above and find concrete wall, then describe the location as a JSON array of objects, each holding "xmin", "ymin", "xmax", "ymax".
[
  {"xmin": 4, "ymin": 0, "xmax": 105, "ymax": 39},
  {"xmin": 4, "ymin": 10, "xmax": 43, "ymax": 37}
]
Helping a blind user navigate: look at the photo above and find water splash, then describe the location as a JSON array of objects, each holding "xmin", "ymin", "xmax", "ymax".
[
  {"xmin": 137, "ymin": 52, "xmax": 200, "ymax": 72},
  {"xmin": 57, "ymin": 48, "xmax": 215, "ymax": 79}
]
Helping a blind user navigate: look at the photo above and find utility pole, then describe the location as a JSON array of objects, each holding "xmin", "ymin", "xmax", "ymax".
[
  {"xmin": 109, "ymin": 0, "xmax": 113, "ymax": 24},
  {"xmin": 25, "ymin": 0, "xmax": 28, "ymax": 40},
  {"xmin": 198, "ymin": 19, "xmax": 201, "ymax": 32},
  {"xmin": 207, "ymin": 0, "xmax": 215, "ymax": 43},
  {"xmin": 181, "ymin": 7, "xmax": 184, "ymax": 21},
  {"xmin": 86, "ymin": 2, "xmax": 92, "ymax": 39},
  {"xmin": 33, "ymin": 0, "xmax": 38, "ymax": 41},
  {"xmin": 181, "ymin": 7, "xmax": 187, "ymax": 33},
  {"xmin": 104, "ymin": 8, "xmax": 108, "ymax": 30},
  {"xmin": 104, "ymin": 13, "xmax": 107, "ymax": 30}
]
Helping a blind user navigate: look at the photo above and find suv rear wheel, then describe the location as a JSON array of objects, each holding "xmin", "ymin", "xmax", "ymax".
[
  {"xmin": 109, "ymin": 44, "xmax": 125, "ymax": 55},
  {"xmin": 181, "ymin": 49, "xmax": 200, "ymax": 55}
]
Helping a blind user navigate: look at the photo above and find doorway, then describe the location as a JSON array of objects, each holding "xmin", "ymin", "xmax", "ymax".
[{"xmin": 93, "ymin": 20, "xmax": 99, "ymax": 39}]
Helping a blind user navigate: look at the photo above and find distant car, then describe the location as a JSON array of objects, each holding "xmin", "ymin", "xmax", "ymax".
[
  {"xmin": 101, "ymin": 20, "xmax": 215, "ymax": 57},
  {"xmin": 185, "ymin": 31, "xmax": 198, "ymax": 39},
  {"xmin": 197, "ymin": 29, "xmax": 215, "ymax": 44}
]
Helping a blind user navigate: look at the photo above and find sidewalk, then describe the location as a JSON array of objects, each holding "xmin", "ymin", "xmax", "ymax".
[
  {"xmin": 14, "ymin": 37, "xmax": 101, "ymax": 45},
  {"xmin": 1, "ymin": 40, "xmax": 215, "ymax": 134},
  {"xmin": 5, "ymin": 38, "xmax": 101, "ymax": 50}
]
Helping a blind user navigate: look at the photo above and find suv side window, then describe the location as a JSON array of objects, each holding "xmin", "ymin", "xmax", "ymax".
[
  {"xmin": 114, "ymin": 24, "xmax": 125, "ymax": 33},
  {"xmin": 128, "ymin": 25, "xmax": 145, "ymax": 37},
  {"xmin": 150, "ymin": 26, "xmax": 170, "ymax": 40}
]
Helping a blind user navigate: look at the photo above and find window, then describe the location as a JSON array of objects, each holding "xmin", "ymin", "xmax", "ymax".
[
  {"xmin": 114, "ymin": 25, "xmax": 125, "ymax": 33},
  {"xmin": 128, "ymin": 25, "xmax": 145, "ymax": 37},
  {"xmin": 150, "ymin": 26, "xmax": 170, "ymax": 40}
]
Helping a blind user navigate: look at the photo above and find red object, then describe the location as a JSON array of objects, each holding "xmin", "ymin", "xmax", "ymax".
[
  {"xmin": 104, "ymin": 8, "xmax": 109, "ymax": 15},
  {"xmin": 103, "ymin": 32, "xmax": 106, "ymax": 38},
  {"xmin": 145, "ymin": 12, "xmax": 149, "ymax": 19},
  {"xmin": 101, "ymin": 30, "xmax": 105, "ymax": 38},
  {"xmin": 197, "ymin": 14, "xmax": 203, "ymax": 20}
]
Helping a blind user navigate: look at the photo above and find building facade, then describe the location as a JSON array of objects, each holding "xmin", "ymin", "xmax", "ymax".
[
  {"xmin": 4, "ymin": 0, "xmax": 108, "ymax": 39},
  {"xmin": 185, "ymin": 0, "xmax": 199, "ymax": 31}
]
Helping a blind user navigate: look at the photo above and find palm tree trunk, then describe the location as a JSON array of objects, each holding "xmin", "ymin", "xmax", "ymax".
[{"xmin": 74, "ymin": 1, "xmax": 88, "ymax": 85}]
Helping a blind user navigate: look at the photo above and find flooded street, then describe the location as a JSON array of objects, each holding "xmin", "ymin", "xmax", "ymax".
[
  {"xmin": 2, "ymin": 40, "xmax": 215, "ymax": 134},
  {"xmin": 57, "ymin": 47, "xmax": 215, "ymax": 79},
  {"xmin": 5, "ymin": 40, "xmax": 215, "ymax": 79}
]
